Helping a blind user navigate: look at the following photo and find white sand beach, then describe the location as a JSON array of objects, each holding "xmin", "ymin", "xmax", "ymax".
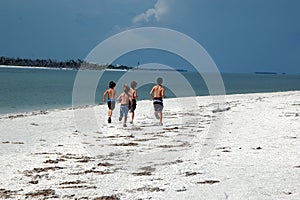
[{"xmin": 0, "ymin": 91, "xmax": 299, "ymax": 199}]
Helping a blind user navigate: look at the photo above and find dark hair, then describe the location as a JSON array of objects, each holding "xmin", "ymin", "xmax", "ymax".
[
  {"xmin": 109, "ymin": 81, "xmax": 116, "ymax": 88},
  {"xmin": 156, "ymin": 77, "xmax": 163, "ymax": 84},
  {"xmin": 130, "ymin": 80, "xmax": 138, "ymax": 89}
]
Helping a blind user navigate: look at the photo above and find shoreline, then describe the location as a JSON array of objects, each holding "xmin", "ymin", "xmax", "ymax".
[
  {"xmin": 2, "ymin": 65, "xmax": 300, "ymax": 75},
  {"xmin": 0, "ymin": 64, "xmax": 75, "ymax": 71},
  {"xmin": 1, "ymin": 90, "xmax": 299, "ymax": 118},
  {"xmin": 0, "ymin": 65, "xmax": 133, "ymax": 73}
]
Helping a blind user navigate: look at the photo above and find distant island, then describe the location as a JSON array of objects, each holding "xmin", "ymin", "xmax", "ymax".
[
  {"xmin": 254, "ymin": 72, "xmax": 278, "ymax": 75},
  {"xmin": 0, "ymin": 56, "xmax": 133, "ymax": 70},
  {"xmin": 0, "ymin": 56, "xmax": 188, "ymax": 72}
]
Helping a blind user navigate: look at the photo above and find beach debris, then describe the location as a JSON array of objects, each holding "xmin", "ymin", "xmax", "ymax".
[
  {"xmin": 106, "ymin": 134, "xmax": 134, "ymax": 138},
  {"xmin": 0, "ymin": 188, "xmax": 22, "ymax": 198},
  {"xmin": 59, "ymin": 185, "xmax": 97, "ymax": 189},
  {"xmin": 77, "ymin": 156, "xmax": 94, "ymax": 163},
  {"xmin": 134, "ymin": 137, "xmax": 157, "ymax": 142},
  {"xmin": 130, "ymin": 186, "xmax": 165, "ymax": 192},
  {"xmin": 283, "ymin": 191, "xmax": 292, "ymax": 195},
  {"xmin": 293, "ymin": 165, "xmax": 300, "ymax": 168},
  {"xmin": 60, "ymin": 154, "xmax": 95, "ymax": 161},
  {"xmin": 284, "ymin": 112, "xmax": 298, "ymax": 117},
  {"xmin": 139, "ymin": 166, "xmax": 156, "ymax": 172},
  {"xmin": 163, "ymin": 126, "xmax": 179, "ymax": 131},
  {"xmin": 13, "ymin": 141, "xmax": 25, "ymax": 144},
  {"xmin": 158, "ymin": 141, "xmax": 189, "ymax": 148},
  {"xmin": 59, "ymin": 180, "xmax": 86, "ymax": 185},
  {"xmin": 225, "ymin": 192, "xmax": 229, "ymax": 199},
  {"xmin": 25, "ymin": 189, "xmax": 57, "ymax": 198},
  {"xmin": 132, "ymin": 171, "xmax": 152, "ymax": 176},
  {"xmin": 62, "ymin": 194, "xmax": 76, "ymax": 198},
  {"xmin": 131, "ymin": 126, "xmax": 143, "ymax": 131},
  {"xmin": 197, "ymin": 180, "xmax": 220, "ymax": 184},
  {"xmin": 39, "ymin": 110, "xmax": 48, "ymax": 115},
  {"xmin": 30, "ymin": 122, "xmax": 39, "ymax": 126},
  {"xmin": 70, "ymin": 169, "xmax": 114, "ymax": 175},
  {"xmin": 176, "ymin": 186, "xmax": 187, "ymax": 192},
  {"xmin": 1, "ymin": 141, "xmax": 24, "ymax": 144},
  {"xmin": 111, "ymin": 142, "xmax": 138, "ymax": 146},
  {"xmin": 222, "ymin": 150, "xmax": 231, "ymax": 152},
  {"xmin": 98, "ymin": 162, "xmax": 114, "ymax": 167},
  {"xmin": 33, "ymin": 152, "xmax": 61, "ymax": 155},
  {"xmin": 184, "ymin": 171, "xmax": 202, "ymax": 176},
  {"xmin": 94, "ymin": 195, "xmax": 120, "ymax": 200},
  {"xmin": 157, "ymin": 144, "xmax": 175, "ymax": 148},
  {"xmin": 43, "ymin": 159, "xmax": 65, "ymax": 164},
  {"xmin": 156, "ymin": 159, "xmax": 183, "ymax": 166},
  {"xmin": 252, "ymin": 147, "xmax": 262, "ymax": 150},
  {"xmin": 23, "ymin": 166, "xmax": 64, "ymax": 176},
  {"xmin": 8, "ymin": 114, "xmax": 24, "ymax": 119},
  {"xmin": 284, "ymin": 136, "xmax": 297, "ymax": 139},
  {"xmin": 28, "ymin": 180, "xmax": 38, "ymax": 184},
  {"xmin": 216, "ymin": 146, "xmax": 231, "ymax": 150},
  {"xmin": 29, "ymin": 179, "xmax": 39, "ymax": 184},
  {"xmin": 212, "ymin": 107, "xmax": 231, "ymax": 113},
  {"xmin": 256, "ymin": 97, "xmax": 266, "ymax": 101}
]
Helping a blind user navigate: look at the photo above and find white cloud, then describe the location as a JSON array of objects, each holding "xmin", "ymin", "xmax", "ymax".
[{"xmin": 132, "ymin": 0, "xmax": 169, "ymax": 24}]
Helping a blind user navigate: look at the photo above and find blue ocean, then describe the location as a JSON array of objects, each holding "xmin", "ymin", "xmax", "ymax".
[{"xmin": 1, "ymin": 66, "xmax": 300, "ymax": 114}]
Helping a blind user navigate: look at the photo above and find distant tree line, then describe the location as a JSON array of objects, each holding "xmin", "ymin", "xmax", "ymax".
[{"xmin": 0, "ymin": 56, "xmax": 133, "ymax": 70}]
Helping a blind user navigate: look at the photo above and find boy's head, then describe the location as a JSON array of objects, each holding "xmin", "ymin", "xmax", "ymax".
[
  {"xmin": 123, "ymin": 84, "xmax": 130, "ymax": 93},
  {"xmin": 130, "ymin": 80, "xmax": 138, "ymax": 89},
  {"xmin": 156, "ymin": 77, "xmax": 163, "ymax": 85},
  {"xmin": 109, "ymin": 81, "xmax": 116, "ymax": 89}
]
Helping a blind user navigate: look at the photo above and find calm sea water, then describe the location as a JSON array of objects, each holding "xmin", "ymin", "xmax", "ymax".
[{"xmin": 1, "ymin": 66, "xmax": 299, "ymax": 114}]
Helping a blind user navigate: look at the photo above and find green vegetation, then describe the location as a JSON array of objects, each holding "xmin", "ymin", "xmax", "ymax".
[{"xmin": 0, "ymin": 56, "xmax": 133, "ymax": 70}]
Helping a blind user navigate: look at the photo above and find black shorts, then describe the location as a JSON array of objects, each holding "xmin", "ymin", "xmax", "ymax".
[
  {"xmin": 129, "ymin": 99, "xmax": 137, "ymax": 112},
  {"xmin": 107, "ymin": 101, "xmax": 115, "ymax": 110}
]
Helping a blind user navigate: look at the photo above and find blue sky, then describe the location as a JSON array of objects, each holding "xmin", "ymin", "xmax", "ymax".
[{"xmin": 0, "ymin": 0, "xmax": 299, "ymax": 73}]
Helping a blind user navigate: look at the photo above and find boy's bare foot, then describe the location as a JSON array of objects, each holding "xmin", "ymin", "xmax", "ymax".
[
  {"xmin": 159, "ymin": 122, "xmax": 163, "ymax": 126},
  {"xmin": 130, "ymin": 121, "xmax": 133, "ymax": 124},
  {"xmin": 123, "ymin": 124, "xmax": 127, "ymax": 127}
]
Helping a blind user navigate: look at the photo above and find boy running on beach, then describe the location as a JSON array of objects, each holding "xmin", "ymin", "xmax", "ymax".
[
  {"xmin": 103, "ymin": 81, "xmax": 116, "ymax": 123},
  {"xmin": 118, "ymin": 84, "xmax": 131, "ymax": 127},
  {"xmin": 129, "ymin": 81, "xmax": 138, "ymax": 124},
  {"xmin": 150, "ymin": 77, "xmax": 165, "ymax": 126}
]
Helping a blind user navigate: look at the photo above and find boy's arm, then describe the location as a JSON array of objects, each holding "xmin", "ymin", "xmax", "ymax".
[
  {"xmin": 117, "ymin": 93, "xmax": 122, "ymax": 103},
  {"xmin": 161, "ymin": 87, "xmax": 166, "ymax": 98},
  {"xmin": 103, "ymin": 90, "xmax": 108, "ymax": 102},
  {"xmin": 133, "ymin": 90, "xmax": 138, "ymax": 99},
  {"xmin": 149, "ymin": 87, "xmax": 155, "ymax": 99}
]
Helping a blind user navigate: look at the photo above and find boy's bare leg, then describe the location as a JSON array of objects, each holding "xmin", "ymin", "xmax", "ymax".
[
  {"xmin": 131, "ymin": 112, "xmax": 134, "ymax": 123},
  {"xmin": 159, "ymin": 111, "xmax": 163, "ymax": 125},
  {"xmin": 108, "ymin": 109, "xmax": 112, "ymax": 123},
  {"xmin": 154, "ymin": 111, "xmax": 160, "ymax": 119},
  {"xmin": 124, "ymin": 116, "xmax": 127, "ymax": 127}
]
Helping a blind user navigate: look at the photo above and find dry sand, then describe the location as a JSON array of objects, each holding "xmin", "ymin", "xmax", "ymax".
[{"xmin": 0, "ymin": 91, "xmax": 299, "ymax": 199}]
